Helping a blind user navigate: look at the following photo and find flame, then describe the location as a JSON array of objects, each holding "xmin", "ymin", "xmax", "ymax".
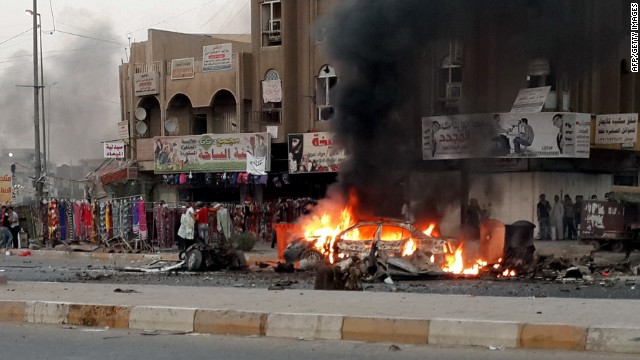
[
  {"xmin": 302, "ymin": 206, "xmax": 357, "ymax": 263},
  {"xmin": 423, "ymin": 224, "xmax": 435, "ymax": 236},
  {"xmin": 500, "ymin": 269, "xmax": 517, "ymax": 277},
  {"xmin": 402, "ymin": 238, "xmax": 417, "ymax": 256},
  {"xmin": 441, "ymin": 244, "xmax": 487, "ymax": 275}
]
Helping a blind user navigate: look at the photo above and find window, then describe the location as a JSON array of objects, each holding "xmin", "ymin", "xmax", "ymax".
[
  {"xmin": 436, "ymin": 40, "xmax": 463, "ymax": 113},
  {"xmin": 261, "ymin": 69, "xmax": 282, "ymax": 123},
  {"xmin": 316, "ymin": 65, "xmax": 337, "ymax": 121},
  {"xmin": 261, "ymin": 1, "xmax": 282, "ymax": 46},
  {"xmin": 527, "ymin": 58, "xmax": 555, "ymax": 90}
]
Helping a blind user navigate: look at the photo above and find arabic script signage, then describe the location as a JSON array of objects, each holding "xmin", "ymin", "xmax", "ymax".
[
  {"xmin": 421, "ymin": 112, "xmax": 590, "ymax": 160},
  {"xmin": 202, "ymin": 43, "xmax": 232, "ymax": 72},
  {"xmin": 288, "ymin": 132, "xmax": 346, "ymax": 174},
  {"xmin": 510, "ymin": 86, "xmax": 551, "ymax": 113},
  {"xmin": 0, "ymin": 174, "xmax": 11, "ymax": 205},
  {"xmin": 154, "ymin": 133, "xmax": 271, "ymax": 173},
  {"xmin": 595, "ymin": 113, "xmax": 638, "ymax": 145},
  {"xmin": 104, "ymin": 141, "xmax": 126, "ymax": 159},
  {"xmin": 171, "ymin": 57, "xmax": 195, "ymax": 79},
  {"xmin": 133, "ymin": 72, "xmax": 159, "ymax": 96}
]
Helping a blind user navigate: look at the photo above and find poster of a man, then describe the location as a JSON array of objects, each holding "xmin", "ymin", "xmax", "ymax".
[
  {"xmin": 288, "ymin": 134, "xmax": 304, "ymax": 173},
  {"xmin": 552, "ymin": 114, "xmax": 564, "ymax": 154},
  {"xmin": 513, "ymin": 118, "xmax": 534, "ymax": 155}
]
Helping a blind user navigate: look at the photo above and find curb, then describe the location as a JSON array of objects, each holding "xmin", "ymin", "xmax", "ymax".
[
  {"xmin": 0, "ymin": 300, "xmax": 639, "ymax": 354},
  {"xmin": 6, "ymin": 249, "xmax": 277, "ymax": 264}
]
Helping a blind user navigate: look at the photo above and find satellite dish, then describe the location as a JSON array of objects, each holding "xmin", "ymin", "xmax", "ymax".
[
  {"xmin": 135, "ymin": 121, "xmax": 147, "ymax": 135},
  {"xmin": 135, "ymin": 107, "xmax": 147, "ymax": 121},
  {"xmin": 165, "ymin": 117, "xmax": 178, "ymax": 133}
]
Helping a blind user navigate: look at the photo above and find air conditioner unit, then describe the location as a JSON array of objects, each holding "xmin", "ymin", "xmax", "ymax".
[
  {"xmin": 318, "ymin": 106, "xmax": 334, "ymax": 121},
  {"xmin": 270, "ymin": 19, "xmax": 281, "ymax": 32}
]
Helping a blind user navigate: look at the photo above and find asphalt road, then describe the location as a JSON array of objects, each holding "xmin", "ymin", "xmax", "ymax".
[
  {"xmin": 1, "ymin": 323, "xmax": 638, "ymax": 360},
  {"xmin": 1, "ymin": 250, "xmax": 639, "ymax": 299}
]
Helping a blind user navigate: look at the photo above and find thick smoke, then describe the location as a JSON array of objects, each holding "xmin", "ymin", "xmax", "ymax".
[
  {"xmin": 321, "ymin": 0, "xmax": 628, "ymax": 222},
  {"xmin": 0, "ymin": 9, "xmax": 121, "ymax": 166}
]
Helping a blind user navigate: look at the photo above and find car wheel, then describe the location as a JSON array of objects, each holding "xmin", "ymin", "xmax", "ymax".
[
  {"xmin": 611, "ymin": 241, "xmax": 626, "ymax": 253},
  {"xmin": 186, "ymin": 249, "xmax": 203, "ymax": 271},
  {"xmin": 300, "ymin": 249, "xmax": 324, "ymax": 263}
]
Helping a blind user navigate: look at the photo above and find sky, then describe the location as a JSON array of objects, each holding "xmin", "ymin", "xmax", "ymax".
[{"xmin": 0, "ymin": 0, "xmax": 251, "ymax": 166}]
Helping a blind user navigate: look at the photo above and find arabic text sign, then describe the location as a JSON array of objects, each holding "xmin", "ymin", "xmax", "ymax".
[
  {"xmin": 510, "ymin": 86, "xmax": 551, "ymax": 113},
  {"xmin": 117, "ymin": 121, "xmax": 129, "ymax": 140},
  {"xmin": 133, "ymin": 72, "xmax": 159, "ymax": 96},
  {"xmin": 0, "ymin": 174, "xmax": 12, "ymax": 205},
  {"xmin": 202, "ymin": 43, "xmax": 232, "ymax": 72},
  {"xmin": 104, "ymin": 141, "xmax": 126, "ymax": 159},
  {"xmin": 421, "ymin": 112, "xmax": 590, "ymax": 160},
  {"xmin": 154, "ymin": 133, "xmax": 270, "ymax": 173},
  {"xmin": 288, "ymin": 132, "xmax": 346, "ymax": 174},
  {"xmin": 595, "ymin": 113, "xmax": 638, "ymax": 144},
  {"xmin": 262, "ymin": 80, "xmax": 282, "ymax": 103},
  {"xmin": 246, "ymin": 153, "xmax": 267, "ymax": 175},
  {"xmin": 171, "ymin": 58, "xmax": 195, "ymax": 79}
]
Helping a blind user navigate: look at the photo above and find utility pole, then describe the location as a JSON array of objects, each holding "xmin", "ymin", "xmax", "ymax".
[
  {"xmin": 31, "ymin": 0, "xmax": 43, "ymax": 200},
  {"xmin": 39, "ymin": 13, "xmax": 46, "ymax": 176}
]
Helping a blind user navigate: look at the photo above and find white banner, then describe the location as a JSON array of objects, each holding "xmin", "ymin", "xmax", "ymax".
[
  {"xmin": 104, "ymin": 141, "xmax": 126, "ymax": 159},
  {"xmin": 117, "ymin": 121, "xmax": 129, "ymax": 140},
  {"xmin": 595, "ymin": 113, "xmax": 638, "ymax": 144},
  {"xmin": 262, "ymin": 80, "xmax": 282, "ymax": 103},
  {"xmin": 510, "ymin": 86, "xmax": 551, "ymax": 113},
  {"xmin": 246, "ymin": 153, "xmax": 267, "ymax": 175},
  {"xmin": 202, "ymin": 43, "xmax": 232, "ymax": 72},
  {"xmin": 171, "ymin": 57, "xmax": 195, "ymax": 79},
  {"xmin": 422, "ymin": 112, "xmax": 590, "ymax": 160},
  {"xmin": 133, "ymin": 72, "xmax": 159, "ymax": 96}
]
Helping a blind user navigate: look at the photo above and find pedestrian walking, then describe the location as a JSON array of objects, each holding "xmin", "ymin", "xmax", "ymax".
[
  {"xmin": 177, "ymin": 203, "xmax": 196, "ymax": 251},
  {"xmin": 536, "ymin": 194, "xmax": 552, "ymax": 240},
  {"xmin": 8, "ymin": 206, "xmax": 20, "ymax": 249}
]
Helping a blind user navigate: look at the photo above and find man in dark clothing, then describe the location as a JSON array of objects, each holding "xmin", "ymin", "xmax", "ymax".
[
  {"xmin": 563, "ymin": 194, "xmax": 576, "ymax": 240},
  {"xmin": 536, "ymin": 194, "xmax": 552, "ymax": 240}
]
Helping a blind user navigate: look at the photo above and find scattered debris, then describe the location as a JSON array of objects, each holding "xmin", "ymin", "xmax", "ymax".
[
  {"xmin": 113, "ymin": 288, "xmax": 140, "ymax": 293},
  {"xmin": 488, "ymin": 346, "xmax": 505, "ymax": 351},
  {"xmin": 388, "ymin": 344, "xmax": 401, "ymax": 351}
]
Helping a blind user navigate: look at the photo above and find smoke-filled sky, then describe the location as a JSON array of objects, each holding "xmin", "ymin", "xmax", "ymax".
[{"xmin": 0, "ymin": 0, "xmax": 250, "ymax": 166}]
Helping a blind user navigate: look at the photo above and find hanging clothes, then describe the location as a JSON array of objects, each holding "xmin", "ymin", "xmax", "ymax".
[
  {"xmin": 132, "ymin": 199, "xmax": 140, "ymax": 235},
  {"xmin": 82, "ymin": 201, "xmax": 92, "ymax": 241},
  {"xmin": 59, "ymin": 201, "xmax": 67, "ymax": 241},
  {"xmin": 154, "ymin": 204, "xmax": 168, "ymax": 247},
  {"xmin": 137, "ymin": 198, "xmax": 148, "ymax": 240},
  {"xmin": 73, "ymin": 201, "xmax": 82, "ymax": 240},
  {"xmin": 66, "ymin": 200, "xmax": 75, "ymax": 241},
  {"xmin": 112, "ymin": 200, "xmax": 121, "ymax": 238},
  {"xmin": 48, "ymin": 200, "xmax": 58, "ymax": 241},
  {"xmin": 217, "ymin": 207, "xmax": 232, "ymax": 241},
  {"xmin": 106, "ymin": 202, "xmax": 113, "ymax": 239}
]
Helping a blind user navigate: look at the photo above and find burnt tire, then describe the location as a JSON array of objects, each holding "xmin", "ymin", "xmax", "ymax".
[
  {"xmin": 229, "ymin": 250, "xmax": 247, "ymax": 269},
  {"xmin": 186, "ymin": 249, "xmax": 203, "ymax": 271},
  {"xmin": 611, "ymin": 241, "xmax": 626, "ymax": 253},
  {"xmin": 300, "ymin": 249, "xmax": 324, "ymax": 263},
  {"xmin": 588, "ymin": 240, "xmax": 602, "ymax": 252}
]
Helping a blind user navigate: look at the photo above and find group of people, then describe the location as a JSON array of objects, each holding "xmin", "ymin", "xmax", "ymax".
[
  {"xmin": 0, "ymin": 206, "xmax": 20, "ymax": 250},
  {"xmin": 537, "ymin": 193, "xmax": 597, "ymax": 240},
  {"xmin": 176, "ymin": 201, "xmax": 226, "ymax": 252}
]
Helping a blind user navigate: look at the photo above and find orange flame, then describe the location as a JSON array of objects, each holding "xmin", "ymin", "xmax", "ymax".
[
  {"xmin": 402, "ymin": 238, "xmax": 417, "ymax": 256},
  {"xmin": 302, "ymin": 207, "xmax": 357, "ymax": 263},
  {"xmin": 423, "ymin": 224, "xmax": 435, "ymax": 236},
  {"xmin": 441, "ymin": 244, "xmax": 488, "ymax": 275}
]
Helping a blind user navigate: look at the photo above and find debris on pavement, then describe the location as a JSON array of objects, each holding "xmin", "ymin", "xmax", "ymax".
[{"xmin": 113, "ymin": 288, "xmax": 140, "ymax": 293}]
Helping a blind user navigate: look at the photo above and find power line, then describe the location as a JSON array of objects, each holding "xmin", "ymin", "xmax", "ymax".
[
  {"xmin": 126, "ymin": 0, "xmax": 220, "ymax": 37},
  {"xmin": 48, "ymin": 0, "xmax": 57, "ymax": 33},
  {"xmin": 0, "ymin": 28, "xmax": 32, "ymax": 47},
  {"xmin": 55, "ymin": 30, "xmax": 127, "ymax": 46},
  {"xmin": 200, "ymin": 0, "xmax": 235, "ymax": 29},
  {"xmin": 217, "ymin": 0, "xmax": 250, "ymax": 33}
]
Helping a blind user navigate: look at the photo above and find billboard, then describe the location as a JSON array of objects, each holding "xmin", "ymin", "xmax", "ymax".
[
  {"xmin": 154, "ymin": 133, "xmax": 270, "ymax": 173},
  {"xmin": 288, "ymin": 132, "xmax": 346, "ymax": 174},
  {"xmin": 171, "ymin": 57, "xmax": 195, "ymax": 79},
  {"xmin": 202, "ymin": 43, "xmax": 232, "ymax": 72},
  {"xmin": 0, "ymin": 174, "xmax": 11, "ymax": 205},
  {"xmin": 133, "ymin": 72, "xmax": 159, "ymax": 96},
  {"xmin": 595, "ymin": 113, "xmax": 638, "ymax": 145},
  {"xmin": 422, "ymin": 112, "xmax": 590, "ymax": 160}
]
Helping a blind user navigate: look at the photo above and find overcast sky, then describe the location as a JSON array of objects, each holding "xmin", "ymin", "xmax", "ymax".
[{"xmin": 0, "ymin": 0, "xmax": 251, "ymax": 166}]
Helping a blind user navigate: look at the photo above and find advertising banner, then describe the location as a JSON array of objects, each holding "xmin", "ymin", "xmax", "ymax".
[
  {"xmin": 117, "ymin": 121, "xmax": 129, "ymax": 140},
  {"xmin": 421, "ymin": 112, "xmax": 590, "ymax": 160},
  {"xmin": 171, "ymin": 57, "xmax": 195, "ymax": 79},
  {"xmin": 288, "ymin": 132, "xmax": 346, "ymax": 174},
  {"xmin": 0, "ymin": 174, "xmax": 11, "ymax": 205},
  {"xmin": 202, "ymin": 43, "xmax": 232, "ymax": 72},
  {"xmin": 104, "ymin": 141, "xmax": 126, "ymax": 159},
  {"xmin": 595, "ymin": 113, "xmax": 638, "ymax": 145},
  {"xmin": 510, "ymin": 86, "xmax": 551, "ymax": 113},
  {"xmin": 246, "ymin": 153, "xmax": 267, "ymax": 175},
  {"xmin": 154, "ymin": 133, "xmax": 270, "ymax": 173},
  {"xmin": 133, "ymin": 72, "xmax": 159, "ymax": 96}
]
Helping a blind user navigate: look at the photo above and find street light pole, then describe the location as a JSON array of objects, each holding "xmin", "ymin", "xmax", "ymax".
[
  {"xmin": 30, "ymin": 0, "xmax": 43, "ymax": 200},
  {"xmin": 37, "ymin": 12, "xmax": 47, "ymax": 176}
]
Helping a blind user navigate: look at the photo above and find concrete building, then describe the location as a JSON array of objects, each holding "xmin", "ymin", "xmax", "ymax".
[{"xmin": 112, "ymin": 1, "xmax": 640, "ymax": 239}]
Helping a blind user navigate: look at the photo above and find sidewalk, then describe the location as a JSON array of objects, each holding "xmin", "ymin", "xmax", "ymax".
[{"xmin": 1, "ymin": 281, "xmax": 639, "ymax": 354}]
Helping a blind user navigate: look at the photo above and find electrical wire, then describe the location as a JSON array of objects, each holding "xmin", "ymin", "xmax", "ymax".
[
  {"xmin": 0, "ymin": 28, "xmax": 32, "ymax": 47},
  {"xmin": 54, "ymin": 30, "xmax": 127, "ymax": 46},
  {"xmin": 48, "ymin": 0, "xmax": 56, "ymax": 33}
]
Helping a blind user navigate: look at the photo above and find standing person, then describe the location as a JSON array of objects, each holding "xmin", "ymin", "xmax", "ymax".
[
  {"xmin": 551, "ymin": 195, "xmax": 564, "ymax": 240},
  {"xmin": 195, "ymin": 202, "xmax": 210, "ymax": 244},
  {"xmin": 573, "ymin": 195, "xmax": 583, "ymax": 238},
  {"xmin": 177, "ymin": 203, "xmax": 196, "ymax": 252},
  {"xmin": 0, "ymin": 206, "xmax": 12, "ymax": 249},
  {"xmin": 536, "ymin": 194, "xmax": 551, "ymax": 240},
  {"xmin": 563, "ymin": 194, "xmax": 576, "ymax": 240},
  {"xmin": 552, "ymin": 114, "xmax": 564, "ymax": 154},
  {"xmin": 8, "ymin": 206, "xmax": 20, "ymax": 249},
  {"xmin": 513, "ymin": 118, "xmax": 534, "ymax": 154},
  {"xmin": 465, "ymin": 198, "xmax": 482, "ymax": 240}
]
